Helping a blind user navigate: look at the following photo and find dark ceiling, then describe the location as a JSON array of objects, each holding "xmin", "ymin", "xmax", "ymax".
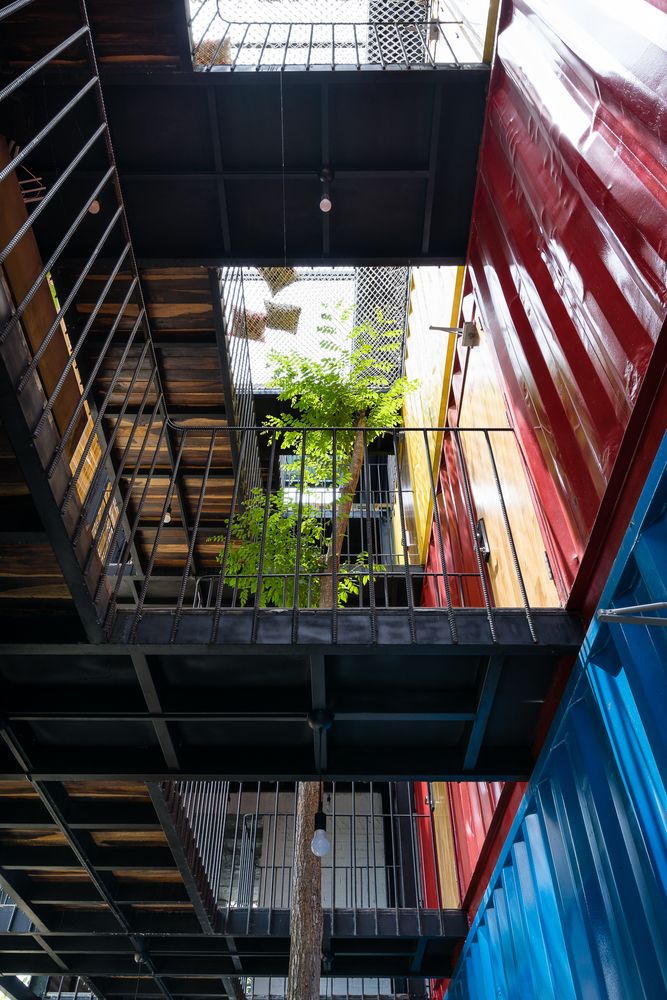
[
  {"xmin": 28, "ymin": 66, "xmax": 489, "ymax": 266},
  {"xmin": 0, "ymin": 608, "xmax": 581, "ymax": 782}
]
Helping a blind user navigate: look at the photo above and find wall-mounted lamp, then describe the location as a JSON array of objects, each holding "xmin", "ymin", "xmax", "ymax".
[
  {"xmin": 429, "ymin": 319, "xmax": 480, "ymax": 347},
  {"xmin": 319, "ymin": 167, "xmax": 333, "ymax": 213}
]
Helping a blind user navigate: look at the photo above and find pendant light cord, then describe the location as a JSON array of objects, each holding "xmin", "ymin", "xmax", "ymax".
[{"xmin": 279, "ymin": 70, "xmax": 287, "ymax": 266}]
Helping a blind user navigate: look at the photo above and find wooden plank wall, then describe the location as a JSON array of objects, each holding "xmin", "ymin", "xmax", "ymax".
[
  {"xmin": 430, "ymin": 782, "xmax": 461, "ymax": 908},
  {"xmin": 458, "ymin": 320, "xmax": 560, "ymax": 608},
  {"xmin": 399, "ymin": 266, "xmax": 462, "ymax": 563}
]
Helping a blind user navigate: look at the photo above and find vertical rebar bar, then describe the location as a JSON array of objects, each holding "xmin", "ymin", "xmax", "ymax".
[
  {"xmin": 453, "ymin": 429, "xmax": 496, "ymax": 642},
  {"xmin": 394, "ymin": 430, "xmax": 416, "ymax": 642},
  {"xmin": 129, "ymin": 427, "xmax": 188, "ymax": 641},
  {"xmin": 170, "ymin": 430, "xmax": 217, "ymax": 641},
  {"xmin": 422, "ymin": 429, "xmax": 458, "ymax": 641},
  {"xmin": 484, "ymin": 430, "xmax": 537, "ymax": 641},
  {"xmin": 251, "ymin": 430, "xmax": 277, "ymax": 642},
  {"xmin": 291, "ymin": 429, "xmax": 308, "ymax": 640},
  {"xmin": 211, "ymin": 426, "xmax": 245, "ymax": 643}
]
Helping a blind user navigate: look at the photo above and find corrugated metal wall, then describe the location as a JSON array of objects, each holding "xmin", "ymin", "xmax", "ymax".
[
  {"xmin": 467, "ymin": 0, "xmax": 667, "ymax": 599},
  {"xmin": 447, "ymin": 782, "xmax": 503, "ymax": 898},
  {"xmin": 446, "ymin": 435, "xmax": 667, "ymax": 1000}
]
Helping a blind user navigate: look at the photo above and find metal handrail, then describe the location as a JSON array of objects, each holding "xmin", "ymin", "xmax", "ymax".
[
  {"xmin": 102, "ymin": 424, "xmax": 541, "ymax": 647},
  {"xmin": 191, "ymin": 16, "xmax": 469, "ymax": 70}
]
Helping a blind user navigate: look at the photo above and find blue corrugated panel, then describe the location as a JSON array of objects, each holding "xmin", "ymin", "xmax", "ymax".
[{"xmin": 447, "ymin": 435, "xmax": 667, "ymax": 1000}]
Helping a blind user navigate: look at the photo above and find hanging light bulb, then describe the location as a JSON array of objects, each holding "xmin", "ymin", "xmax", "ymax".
[
  {"xmin": 163, "ymin": 504, "xmax": 172, "ymax": 525},
  {"xmin": 319, "ymin": 167, "xmax": 333, "ymax": 214},
  {"xmin": 310, "ymin": 802, "xmax": 330, "ymax": 858}
]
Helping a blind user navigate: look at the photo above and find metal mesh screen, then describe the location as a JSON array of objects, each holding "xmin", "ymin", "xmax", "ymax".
[
  {"xmin": 241, "ymin": 266, "xmax": 409, "ymax": 390},
  {"xmin": 188, "ymin": 0, "xmax": 485, "ymax": 68},
  {"xmin": 218, "ymin": 268, "xmax": 262, "ymax": 496}
]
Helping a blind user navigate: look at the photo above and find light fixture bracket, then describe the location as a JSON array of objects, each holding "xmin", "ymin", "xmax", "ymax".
[{"xmin": 307, "ymin": 708, "xmax": 334, "ymax": 731}]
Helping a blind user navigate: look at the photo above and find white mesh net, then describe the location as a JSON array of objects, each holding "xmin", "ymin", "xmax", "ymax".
[{"xmin": 239, "ymin": 266, "xmax": 409, "ymax": 389}]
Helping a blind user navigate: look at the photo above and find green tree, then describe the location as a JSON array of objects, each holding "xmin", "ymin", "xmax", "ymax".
[
  {"xmin": 211, "ymin": 309, "xmax": 415, "ymax": 611},
  {"xmin": 211, "ymin": 307, "xmax": 417, "ymax": 1000}
]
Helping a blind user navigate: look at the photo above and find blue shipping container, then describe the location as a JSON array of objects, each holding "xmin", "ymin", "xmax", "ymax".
[{"xmin": 446, "ymin": 435, "xmax": 667, "ymax": 1000}]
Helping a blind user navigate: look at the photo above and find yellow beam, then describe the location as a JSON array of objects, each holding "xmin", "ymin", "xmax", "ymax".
[{"xmin": 483, "ymin": 0, "xmax": 501, "ymax": 64}]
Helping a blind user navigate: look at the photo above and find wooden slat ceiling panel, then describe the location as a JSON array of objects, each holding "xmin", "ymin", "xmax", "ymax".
[
  {"xmin": 158, "ymin": 349, "xmax": 225, "ymax": 409},
  {"xmin": 0, "ymin": 780, "xmax": 40, "ymax": 799},
  {"xmin": 63, "ymin": 781, "xmax": 151, "ymax": 799},
  {"xmin": 140, "ymin": 269, "xmax": 216, "ymax": 337},
  {"xmin": 0, "ymin": 830, "xmax": 69, "ymax": 847},
  {"xmin": 106, "ymin": 418, "xmax": 173, "ymax": 470},
  {"xmin": 124, "ymin": 474, "xmax": 234, "ymax": 521},
  {"xmin": 0, "ymin": 780, "xmax": 193, "ymax": 926},
  {"xmin": 89, "ymin": 831, "xmax": 168, "ymax": 847},
  {"xmin": 135, "ymin": 530, "xmax": 224, "ymax": 571},
  {"xmin": 92, "ymin": 348, "xmax": 159, "ymax": 409},
  {"xmin": 2, "ymin": 0, "xmax": 188, "ymax": 70},
  {"xmin": 63, "ymin": 269, "xmax": 216, "ymax": 339}
]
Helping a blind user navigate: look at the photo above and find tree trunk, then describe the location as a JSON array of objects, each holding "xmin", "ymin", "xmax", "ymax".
[
  {"xmin": 319, "ymin": 415, "xmax": 367, "ymax": 609},
  {"xmin": 287, "ymin": 418, "xmax": 368, "ymax": 1000},
  {"xmin": 286, "ymin": 781, "xmax": 324, "ymax": 1000}
]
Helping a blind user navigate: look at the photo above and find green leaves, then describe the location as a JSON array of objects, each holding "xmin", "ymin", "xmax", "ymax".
[
  {"xmin": 208, "ymin": 488, "xmax": 372, "ymax": 608},
  {"xmin": 265, "ymin": 309, "xmax": 417, "ymax": 489},
  {"xmin": 210, "ymin": 303, "xmax": 418, "ymax": 609}
]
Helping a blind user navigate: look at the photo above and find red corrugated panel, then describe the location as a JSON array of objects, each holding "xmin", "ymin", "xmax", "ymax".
[
  {"xmin": 422, "ymin": 435, "xmax": 487, "ymax": 608},
  {"xmin": 448, "ymin": 782, "xmax": 504, "ymax": 895},
  {"xmin": 467, "ymin": 0, "xmax": 667, "ymax": 598},
  {"xmin": 413, "ymin": 782, "xmax": 440, "ymax": 908}
]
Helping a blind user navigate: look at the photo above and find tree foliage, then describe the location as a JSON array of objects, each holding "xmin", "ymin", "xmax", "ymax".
[
  {"xmin": 207, "ymin": 487, "xmax": 371, "ymax": 607},
  {"xmin": 209, "ymin": 307, "xmax": 418, "ymax": 609},
  {"xmin": 266, "ymin": 307, "xmax": 416, "ymax": 484}
]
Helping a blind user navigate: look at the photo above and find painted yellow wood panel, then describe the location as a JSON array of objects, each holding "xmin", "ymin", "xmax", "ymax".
[
  {"xmin": 400, "ymin": 266, "xmax": 463, "ymax": 562},
  {"xmin": 430, "ymin": 782, "xmax": 461, "ymax": 908},
  {"xmin": 459, "ymin": 323, "xmax": 560, "ymax": 607}
]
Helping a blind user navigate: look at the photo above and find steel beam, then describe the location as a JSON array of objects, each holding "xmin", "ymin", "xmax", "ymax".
[
  {"xmin": 110, "ymin": 607, "xmax": 582, "ymax": 650},
  {"xmin": 463, "ymin": 654, "xmax": 504, "ymax": 771},
  {"xmin": 131, "ymin": 653, "xmax": 181, "ymax": 769}
]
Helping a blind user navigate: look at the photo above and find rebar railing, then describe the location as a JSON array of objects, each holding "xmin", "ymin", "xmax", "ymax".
[
  {"xmin": 0, "ymin": 2, "xmax": 257, "ymax": 636},
  {"xmin": 188, "ymin": 0, "xmax": 487, "ymax": 69},
  {"xmin": 162, "ymin": 779, "xmax": 229, "ymax": 923},
  {"xmin": 164, "ymin": 781, "xmax": 448, "ymax": 936},
  {"xmin": 104, "ymin": 424, "xmax": 539, "ymax": 644},
  {"xmin": 43, "ymin": 981, "xmax": 95, "ymax": 1000},
  {"xmin": 0, "ymin": 0, "xmax": 180, "ymax": 635},
  {"xmin": 216, "ymin": 267, "xmax": 262, "ymax": 494},
  {"xmin": 243, "ymin": 979, "xmax": 433, "ymax": 998}
]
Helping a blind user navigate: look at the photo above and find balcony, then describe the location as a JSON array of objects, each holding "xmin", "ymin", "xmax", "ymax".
[
  {"xmin": 188, "ymin": 0, "xmax": 494, "ymax": 72},
  {"xmin": 0, "ymin": 407, "xmax": 580, "ymax": 781},
  {"xmin": 0, "ymin": 781, "xmax": 467, "ymax": 986}
]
